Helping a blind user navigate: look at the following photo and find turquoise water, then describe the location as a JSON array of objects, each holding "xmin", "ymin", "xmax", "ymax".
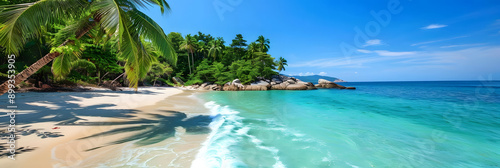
[{"xmin": 193, "ymin": 81, "xmax": 500, "ymax": 168}]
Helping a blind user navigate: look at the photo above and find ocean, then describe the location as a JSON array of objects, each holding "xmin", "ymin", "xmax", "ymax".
[{"xmin": 192, "ymin": 81, "xmax": 500, "ymax": 168}]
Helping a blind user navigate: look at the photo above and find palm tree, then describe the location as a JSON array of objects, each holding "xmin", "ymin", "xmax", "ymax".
[
  {"xmin": 208, "ymin": 37, "xmax": 224, "ymax": 61},
  {"xmin": 277, "ymin": 57, "xmax": 288, "ymax": 72},
  {"xmin": 180, "ymin": 34, "xmax": 196, "ymax": 74},
  {"xmin": 256, "ymin": 35, "xmax": 270, "ymax": 52},
  {"xmin": 246, "ymin": 42, "xmax": 259, "ymax": 59},
  {"xmin": 0, "ymin": 0, "xmax": 176, "ymax": 94}
]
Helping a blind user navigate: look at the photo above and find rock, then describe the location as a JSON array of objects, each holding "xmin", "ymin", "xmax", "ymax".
[
  {"xmin": 286, "ymin": 79, "xmax": 296, "ymax": 84},
  {"xmin": 271, "ymin": 76, "xmax": 283, "ymax": 84},
  {"xmin": 172, "ymin": 77, "xmax": 185, "ymax": 85},
  {"xmin": 316, "ymin": 79, "xmax": 351, "ymax": 89},
  {"xmin": 223, "ymin": 84, "xmax": 240, "ymax": 91},
  {"xmin": 322, "ymin": 83, "xmax": 346, "ymax": 89},
  {"xmin": 286, "ymin": 84, "xmax": 308, "ymax": 90},
  {"xmin": 318, "ymin": 79, "xmax": 334, "ymax": 84},
  {"xmin": 231, "ymin": 79, "xmax": 241, "ymax": 85},
  {"xmin": 271, "ymin": 82, "xmax": 276, "ymax": 85},
  {"xmin": 333, "ymin": 79, "xmax": 346, "ymax": 82},
  {"xmin": 271, "ymin": 84, "xmax": 286, "ymax": 90},
  {"xmin": 244, "ymin": 85, "xmax": 268, "ymax": 91},
  {"xmin": 41, "ymin": 84, "xmax": 51, "ymax": 89},
  {"xmin": 200, "ymin": 83, "xmax": 208, "ymax": 88},
  {"xmin": 210, "ymin": 84, "xmax": 221, "ymax": 91},
  {"xmin": 251, "ymin": 80, "xmax": 270, "ymax": 86},
  {"xmin": 345, "ymin": 87, "xmax": 356, "ymax": 90}
]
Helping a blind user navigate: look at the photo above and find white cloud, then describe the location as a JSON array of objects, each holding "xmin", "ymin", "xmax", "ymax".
[
  {"xmin": 373, "ymin": 50, "xmax": 416, "ymax": 56},
  {"xmin": 357, "ymin": 49, "xmax": 372, "ymax": 53},
  {"xmin": 357, "ymin": 49, "xmax": 416, "ymax": 56},
  {"xmin": 363, "ymin": 39, "xmax": 382, "ymax": 47},
  {"xmin": 318, "ymin": 72, "xmax": 327, "ymax": 76},
  {"xmin": 298, "ymin": 72, "xmax": 315, "ymax": 76},
  {"xmin": 421, "ymin": 24, "xmax": 448, "ymax": 30},
  {"xmin": 440, "ymin": 43, "xmax": 486, "ymax": 48},
  {"xmin": 411, "ymin": 36, "xmax": 469, "ymax": 46}
]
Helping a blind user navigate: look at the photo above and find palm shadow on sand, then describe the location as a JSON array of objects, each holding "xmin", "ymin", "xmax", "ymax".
[
  {"xmin": 78, "ymin": 110, "xmax": 212, "ymax": 151},
  {"xmin": 0, "ymin": 90, "xmax": 212, "ymax": 154}
]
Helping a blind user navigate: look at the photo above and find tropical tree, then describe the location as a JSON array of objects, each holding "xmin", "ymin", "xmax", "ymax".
[
  {"xmin": 148, "ymin": 62, "xmax": 173, "ymax": 86},
  {"xmin": 180, "ymin": 34, "xmax": 197, "ymax": 74},
  {"xmin": 208, "ymin": 37, "xmax": 224, "ymax": 61},
  {"xmin": 256, "ymin": 35, "xmax": 270, "ymax": 52},
  {"xmin": 0, "ymin": 0, "xmax": 176, "ymax": 94},
  {"xmin": 230, "ymin": 34, "xmax": 247, "ymax": 60},
  {"xmin": 246, "ymin": 42, "xmax": 259, "ymax": 59},
  {"xmin": 277, "ymin": 57, "xmax": 288, "ymax": 72}
]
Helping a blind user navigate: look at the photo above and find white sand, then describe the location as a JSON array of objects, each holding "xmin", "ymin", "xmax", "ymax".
[{"xmin": 0, "ymin": 87, "xmax": 208, "ymax": 168}]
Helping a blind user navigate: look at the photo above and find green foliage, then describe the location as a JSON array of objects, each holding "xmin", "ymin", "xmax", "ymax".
[
  {"xmin": 277, "ymin": 57, "xmax": 288, "ymax": 72},
  {"xmin": 146, "ymin": 62, "xmax": 173, "ymax": 85}
]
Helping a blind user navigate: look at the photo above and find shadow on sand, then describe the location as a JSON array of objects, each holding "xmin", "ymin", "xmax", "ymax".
[{"xmin": 0, "ymin": 90, "xmax": 212, "ymax": 154}]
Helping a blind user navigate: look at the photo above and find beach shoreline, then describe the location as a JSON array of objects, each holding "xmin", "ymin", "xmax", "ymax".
[{"xmin": 0, "ymin": 87, "xmax": 211, "ymax": 167}]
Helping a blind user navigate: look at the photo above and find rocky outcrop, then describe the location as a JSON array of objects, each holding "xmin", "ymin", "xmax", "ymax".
[
  {"xmin": 186, "ymin": 75, "xmax": 360, "ymax": 92},
  {"xmin": 220, "ymin": 75, "xmax": 316, "ymax": 91},
  {"xmin": 316, "ymin": 79, "xmax": 355, "ymax": 90}
]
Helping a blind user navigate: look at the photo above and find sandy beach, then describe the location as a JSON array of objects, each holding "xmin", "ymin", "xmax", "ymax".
[{"xmin": 0, "ymin": 87, "xmax": 211, "ymax": 167}]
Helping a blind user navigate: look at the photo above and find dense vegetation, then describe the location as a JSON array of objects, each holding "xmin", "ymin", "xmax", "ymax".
[
  {"xmin": 0, "ymin": 31, "xmax": 287, "ymax": 87},
  {"xmin": 0, "ymin": 0, "xmax": 287, "ymax": 90},
  {"xmin": 170, "ymin": 32, "xmax": 287, "ymax": 86}
]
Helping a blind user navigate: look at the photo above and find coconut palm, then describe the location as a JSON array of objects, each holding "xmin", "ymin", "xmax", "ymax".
[
  {"xmin": 256, "ymin": 35, "xmax": 270, "ymax": 52},
  {"xmin": 246, "ymin": 42, "xmax": 259, "ymax": 59},
  {"xmin": 0, "ymin": 0, "xmax": 176, "ymax": 94},
  {"xmin": 277, "ymin": 57, "xmax": 288, "ymax": 72},
  {"xmin": 208, "ymin": 37, "xmax": 224, "ymax": 61},
  {"xmin": 180, "ymin": 34, "xmax": 197, "ymax": 74}
]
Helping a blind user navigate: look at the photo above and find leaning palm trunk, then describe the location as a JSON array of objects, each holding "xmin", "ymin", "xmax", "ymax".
[
  {"xmin": 0, "ymin": 22, "xmax": 95, "ymax": 95},
  {"xmin": 0, "ymin": 0, "xmax": 176, "ymax": 96}
]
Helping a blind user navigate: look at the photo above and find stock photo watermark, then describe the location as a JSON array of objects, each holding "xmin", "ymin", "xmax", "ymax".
[
  {"xmin": 6, "ymin": 54, "xmax": 17, "ymax": 160},
  {"xmin": 340, "ymin": 0, "xmax": 406, "ymax": 62},
  {"xmin": 213, "ymin": 0, "xmax": 244, "ymax": 21}
]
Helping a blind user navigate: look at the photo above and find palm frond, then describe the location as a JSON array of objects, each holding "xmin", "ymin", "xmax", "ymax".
[
  {"xmin": 0, "ymin": 0, "xmax": 87, "ymax": 54},
  {"xmin": 127, "ymin": 9, "xmax": 176, "ymax": 65},
  {"xmin": 52, "ymin": 52, "xmax": 78, "ymax": 80},
  {"xmin": 71, "ymin": 59, "xmax": 96, "ymax": 70}
]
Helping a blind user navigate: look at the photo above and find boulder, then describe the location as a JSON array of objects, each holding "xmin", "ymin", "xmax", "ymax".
[
  {"xmin": 230, "ymin": 79, "xmax": 245, "ymax": 89},
  {"xmin": 244, "ymin": 85, "xmax": 268, "ymax": 91},
  {"xmin": 286, "ymin": 79, "xmax": 296, "ymax": 84},
  {"xmin": 271, "ymin": 84, "xmax": 286, "ymax": 90},
  {"xmin": 316, "ymin": 79, "xmax": 350, "ymax": 89},
  {"xmin": 251, "ymin": 80, "xmax": 270, "ymax": 86},
  {"xmin": 271, "ymin": 76, "xmax": 283, "ymax": 84},
  {"xmin": 286, "ymin": 84, "xmax": 308, "ymax": 90},
  {"xmin": 231, "ymin": 79, "xmax": 241, "ymax": 85},
  {"xmin": 209, "ymin": 84, "xmax": 221, "ymax": 91},
  {"xmin": 318, "ymin": 79, "xmax": 334, "ymax": 84},
  {"xmin": 223, "ymin": 84, "xmax": 240, "ymax": 91},
  {"xmin": 345, "ymin": 87, "xmax": 356, "ymax": 90}
]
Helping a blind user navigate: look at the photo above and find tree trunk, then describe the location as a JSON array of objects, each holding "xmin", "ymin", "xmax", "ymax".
[
  {"xmin": 0, "ymin": 52, "xmax": 61, "ymax": 94},
  {"xmin": 190, "ymin": 50, "xmax": 195, "ymax": 74},
  {"xmin": 112, "ymin": 72, "xmax": 125, "ymax": 84},
  {"xmin": 0, "ymin": 20, "xmax": 97, "ymax": 95},
  {"xmin": 187, "ymin": 51, "xmax": 192, "ymax": 74}
]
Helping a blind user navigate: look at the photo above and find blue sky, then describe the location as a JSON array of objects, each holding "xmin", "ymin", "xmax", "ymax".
[{"xmin": 142, "ymin": 0, "xmax": 500, "ymax": 81}]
